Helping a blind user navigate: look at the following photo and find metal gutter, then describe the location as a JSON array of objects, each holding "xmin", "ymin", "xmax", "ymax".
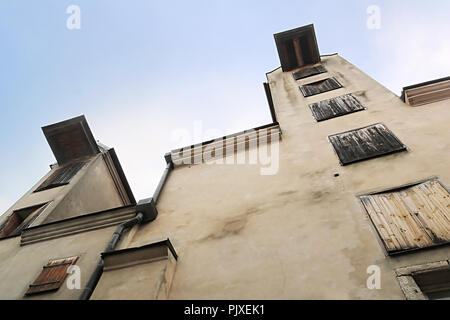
[
  {"xmin": 153, "ymin": 154, "xmax": 174, "ymax": 204},
  {"xmin": 78, "ymin": 199, "xmax": 158, "ymax": 300}
]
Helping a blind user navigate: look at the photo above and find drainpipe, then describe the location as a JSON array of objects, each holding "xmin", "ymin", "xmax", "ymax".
[
  {"xmin": 79, "ymin": 213, "xmax": 143, "ymax": 300},
  {"xmin": 79, "ymin": 154, "xmax": 173, "ymax": 300},
  {"xmin": 79, "ymin": 199, "xmax": 158, "ymax": 300},
  {"xmin": 153, "ymin": 153, "xmax": 174, "ymax": 204}
]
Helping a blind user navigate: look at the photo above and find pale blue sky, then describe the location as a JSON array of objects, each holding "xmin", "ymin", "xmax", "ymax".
[{"xmin": 0, "ymin": 1, "xmax": 449, "ymax": 214}]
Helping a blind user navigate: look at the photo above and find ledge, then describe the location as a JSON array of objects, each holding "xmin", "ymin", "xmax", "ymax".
[
  {"xmin": 20, "ymin": 205, "xmax": 137, "ymax": 246},
  {"xmin": 102, "ymin": 239, "xmax": 178, "ymax": 271},
  {"xmin": 170, "ymin": 123, "xmax": 282, "ymax": 167},
  {"xmin": 401, "ymin": 76, "xmax": 450, "ymax": 106}
]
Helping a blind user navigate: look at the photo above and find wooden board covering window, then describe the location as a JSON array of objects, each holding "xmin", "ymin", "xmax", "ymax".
[
  {"xmin": 328, "ymin": 123, "xmax": 407, "ymax": 165},
  {"xmin": 309, "ymin": 94, "xmax": 365, "ymax": 121},
  {"xmin": 293, "ymin": 65, "xmax": 327, "ymax": 81},
  {"xmin": 35, "ymin": 161, "xmax": 86, "ymax": 192},
  {"xmin": 360, "ymin": 180, "xmax": 450, "ymax": 255},
  {"xmin": 299, "ymin": 77, "xmax": 342, "ymax": 97},
  {"xmin": 25, "ymin": 256, "xmax": 78, "ymax": 296}
]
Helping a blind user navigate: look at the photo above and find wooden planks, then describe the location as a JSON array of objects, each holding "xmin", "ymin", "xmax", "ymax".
[
  {"xmin": 328, "ymin": 123, "xmax": 407, "ymax": 165},
  {"xmin": 274, "ymin": 24, "xmax": 321, "ymax": 72},
  {"xmin": 299, "ymin": 77, "xmax": 342, "ymax": 97},
  {"xmin": 293, "ymin": 65, "xmax": 327, "ymax": 80},
  {"xmin": 25, "ymin": 256, "xmax": 78, "ymax": 296},
  {"xmin": 405, "ymin": 79, "xmax": 450, "ymax": 106},
  {"xmin": 361, "ymin": 180, "xmax": 450, "ymax": 255},
  {"xmin": 309, "ymin": 94, "xmax": 365, "ymax": 121}
]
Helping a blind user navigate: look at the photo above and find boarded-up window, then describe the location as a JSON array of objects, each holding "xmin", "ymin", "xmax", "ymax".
[
  {"xmin": 329, "ymin": 123, "xmax": 407, "ymax": 165},
  {"xmin": 35, "ymin": 161, "xmax": 86, "ymax": 192},
  {"xmin": 0, "ymin": 204, "xmax": 46, "ymax": 239},
  {"xmin": 293, "ymin": 65, "xmax": 327, "ymax": 80},
  {"xmin": 309, "ymin": 94, "xmax": 365, "ymax": 122},
  {"xmin": 25, "ymin": 256, "xmax": 78, "ymax": 296},
  {"xmin": 299, "ymin": 77, "xmax": 342, "ymax": 97},
  {"xmin": 360, "ymin": 180, "xmax": 450, "ymax": 255}
]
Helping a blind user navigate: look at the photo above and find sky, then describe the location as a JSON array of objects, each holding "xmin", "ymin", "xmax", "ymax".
[{"xmin": 0, "ymin": 0, "xmax": 449, "ymax": 215}]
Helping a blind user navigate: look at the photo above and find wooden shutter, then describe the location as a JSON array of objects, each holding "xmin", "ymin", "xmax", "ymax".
[
  {"xmin": 25, "ymin": 256, "xmax": 78, "ymax": 296},
  {"xmin": 309, "ymin": 94, "xmax": 365, "ymax": 121},
  {"xmin": 35, "ymin": 161, "xmax": 86, "ymax": 192},
  {"xmin": 299, "ymin": 77, "xmax": 342, "ymax": 97},
  {"xmin": 293, "ymin": 65, "xmax": 327, "ymax": 80},
  {"xmin": 360, "ymin": 180, "xmax": 450, "ymax": 254},
  {"xmin": 328, "ymin": 123, "xmax": 407, "ymax": 165}
]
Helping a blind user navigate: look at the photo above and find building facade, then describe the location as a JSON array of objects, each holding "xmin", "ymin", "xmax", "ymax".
[{"xmin": 0, "ymin": 24, "xmax": 449, "ymax": 300}]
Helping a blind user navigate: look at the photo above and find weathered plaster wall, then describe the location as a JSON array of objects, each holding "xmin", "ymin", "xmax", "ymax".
[
  {"xmin": 44, "ymin": 155, "xmax": 124, "ymax": 223},
  {"xmin": 0, "ymin": 153, "xmax": 125, "ymax": 227},
  {"xmin": 91, "ymin": 253, "xmax": 177, "ymax": 300},
  {"xmin": 123, "ymin": 54, "xmax": 449, "ymax": 299},
  {"xmin": 0, "ymin": 225, "xmax": 115, "ymax": 300}
]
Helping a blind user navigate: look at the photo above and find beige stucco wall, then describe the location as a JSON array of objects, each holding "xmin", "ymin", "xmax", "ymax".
[
  {"xmin": 0, "ymin": 152, "xmax": 129, "ymax": 300},
  {"xmin": 0, "ymin": 225, "xmax": 115, "ymax": 300},
  {"xmin": 91, "ymin": 252, "xmax": 177, "ymax": 300},
  {"xmin": 0, "ymin": 153, "xmax": 125, "ymax": 227},
  {"xmin": 44, "ymin": 155, "xmax": 124, "ymax": 223},
  {"xmin": 121, "ymin": 54, "xmax": 450, "ymax": 299}
]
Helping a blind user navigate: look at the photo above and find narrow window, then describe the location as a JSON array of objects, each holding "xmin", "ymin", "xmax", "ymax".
[
  {"xmin": 35, "ymin": 161, "xmax": 86, "ymax": 192},
  {"xmin": 0, "ymin": 204, "xmax": 47, "ymax": 239},
  {"xmin": 299, "ymin": 77, "xmax": 342, "ymax": 97},
  {"xmin": 293, "ymin": 65, "xmax": 327, "ymax": 81},
  {"xmin": 360, "ymin": 179, "xmax": 450, "ymax": 255},
  {"xmin": 25, "ymin": 256, "xmax": 78, "ymax": 296},
  {"xmin": 328, "ymin": 123, "xmax": 407, "ymax": 165}
]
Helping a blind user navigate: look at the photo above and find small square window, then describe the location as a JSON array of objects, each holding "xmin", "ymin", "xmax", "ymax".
[
  {"xmin": 293, "ymin": 65, "xmax": 327, "ymax": 80},
  {"xmin": 360, "ymin": 179, "xmax": 450, "ymax": 255},
  {"xmin": 35, "ymin": 161, "xmax": 86, "ymax": 192},
  {"xmin": 309, "ymin": 94, "xmax": 365, "ymax": 121},
  {"xmin": 328, "ymin": 123, "xmax": 407, "ymax": 165},
  {"xmin": 299, "ymin": 77, "xmax": 342, "ymax": 97},
  {"xmin": 25, "ymin": 256, "xmax": 78, "ymax": 296}
]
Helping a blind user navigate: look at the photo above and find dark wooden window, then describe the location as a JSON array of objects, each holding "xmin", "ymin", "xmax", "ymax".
[
  {"xmin": 293, "ymin": 65, "xmax": 327, "ymax": 81},
  {"xmin": 25, "ymin": 256, "xmax": 78, "ymax": 296},
  {"xmin": 0, "ymin": 204, "xmax": 46, "ymax": 239},
  {"xmin": 35, "ymin": 161, "xmax": 86, "ymax": 192},
  {"xmin": 360, "ymin": 179, "xmax": 450, "ymax": 255},
  {"xmin": 328, "ymin": 123, "xmax": 407, "ymax": 165},
  {"xmin": 274, "ymin": 25, "xmax": 321, "ymax": 72},
  {"xmin": 299, "ymin": 77, "xmax": 342, "ymax": 97},
  {"xmin": 414, "ymin": 267, "xmax": 450, "ymax": 300},
  {"xmin": 309, "ymin": 94, "xmax": 365, "ymax": 121}
]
